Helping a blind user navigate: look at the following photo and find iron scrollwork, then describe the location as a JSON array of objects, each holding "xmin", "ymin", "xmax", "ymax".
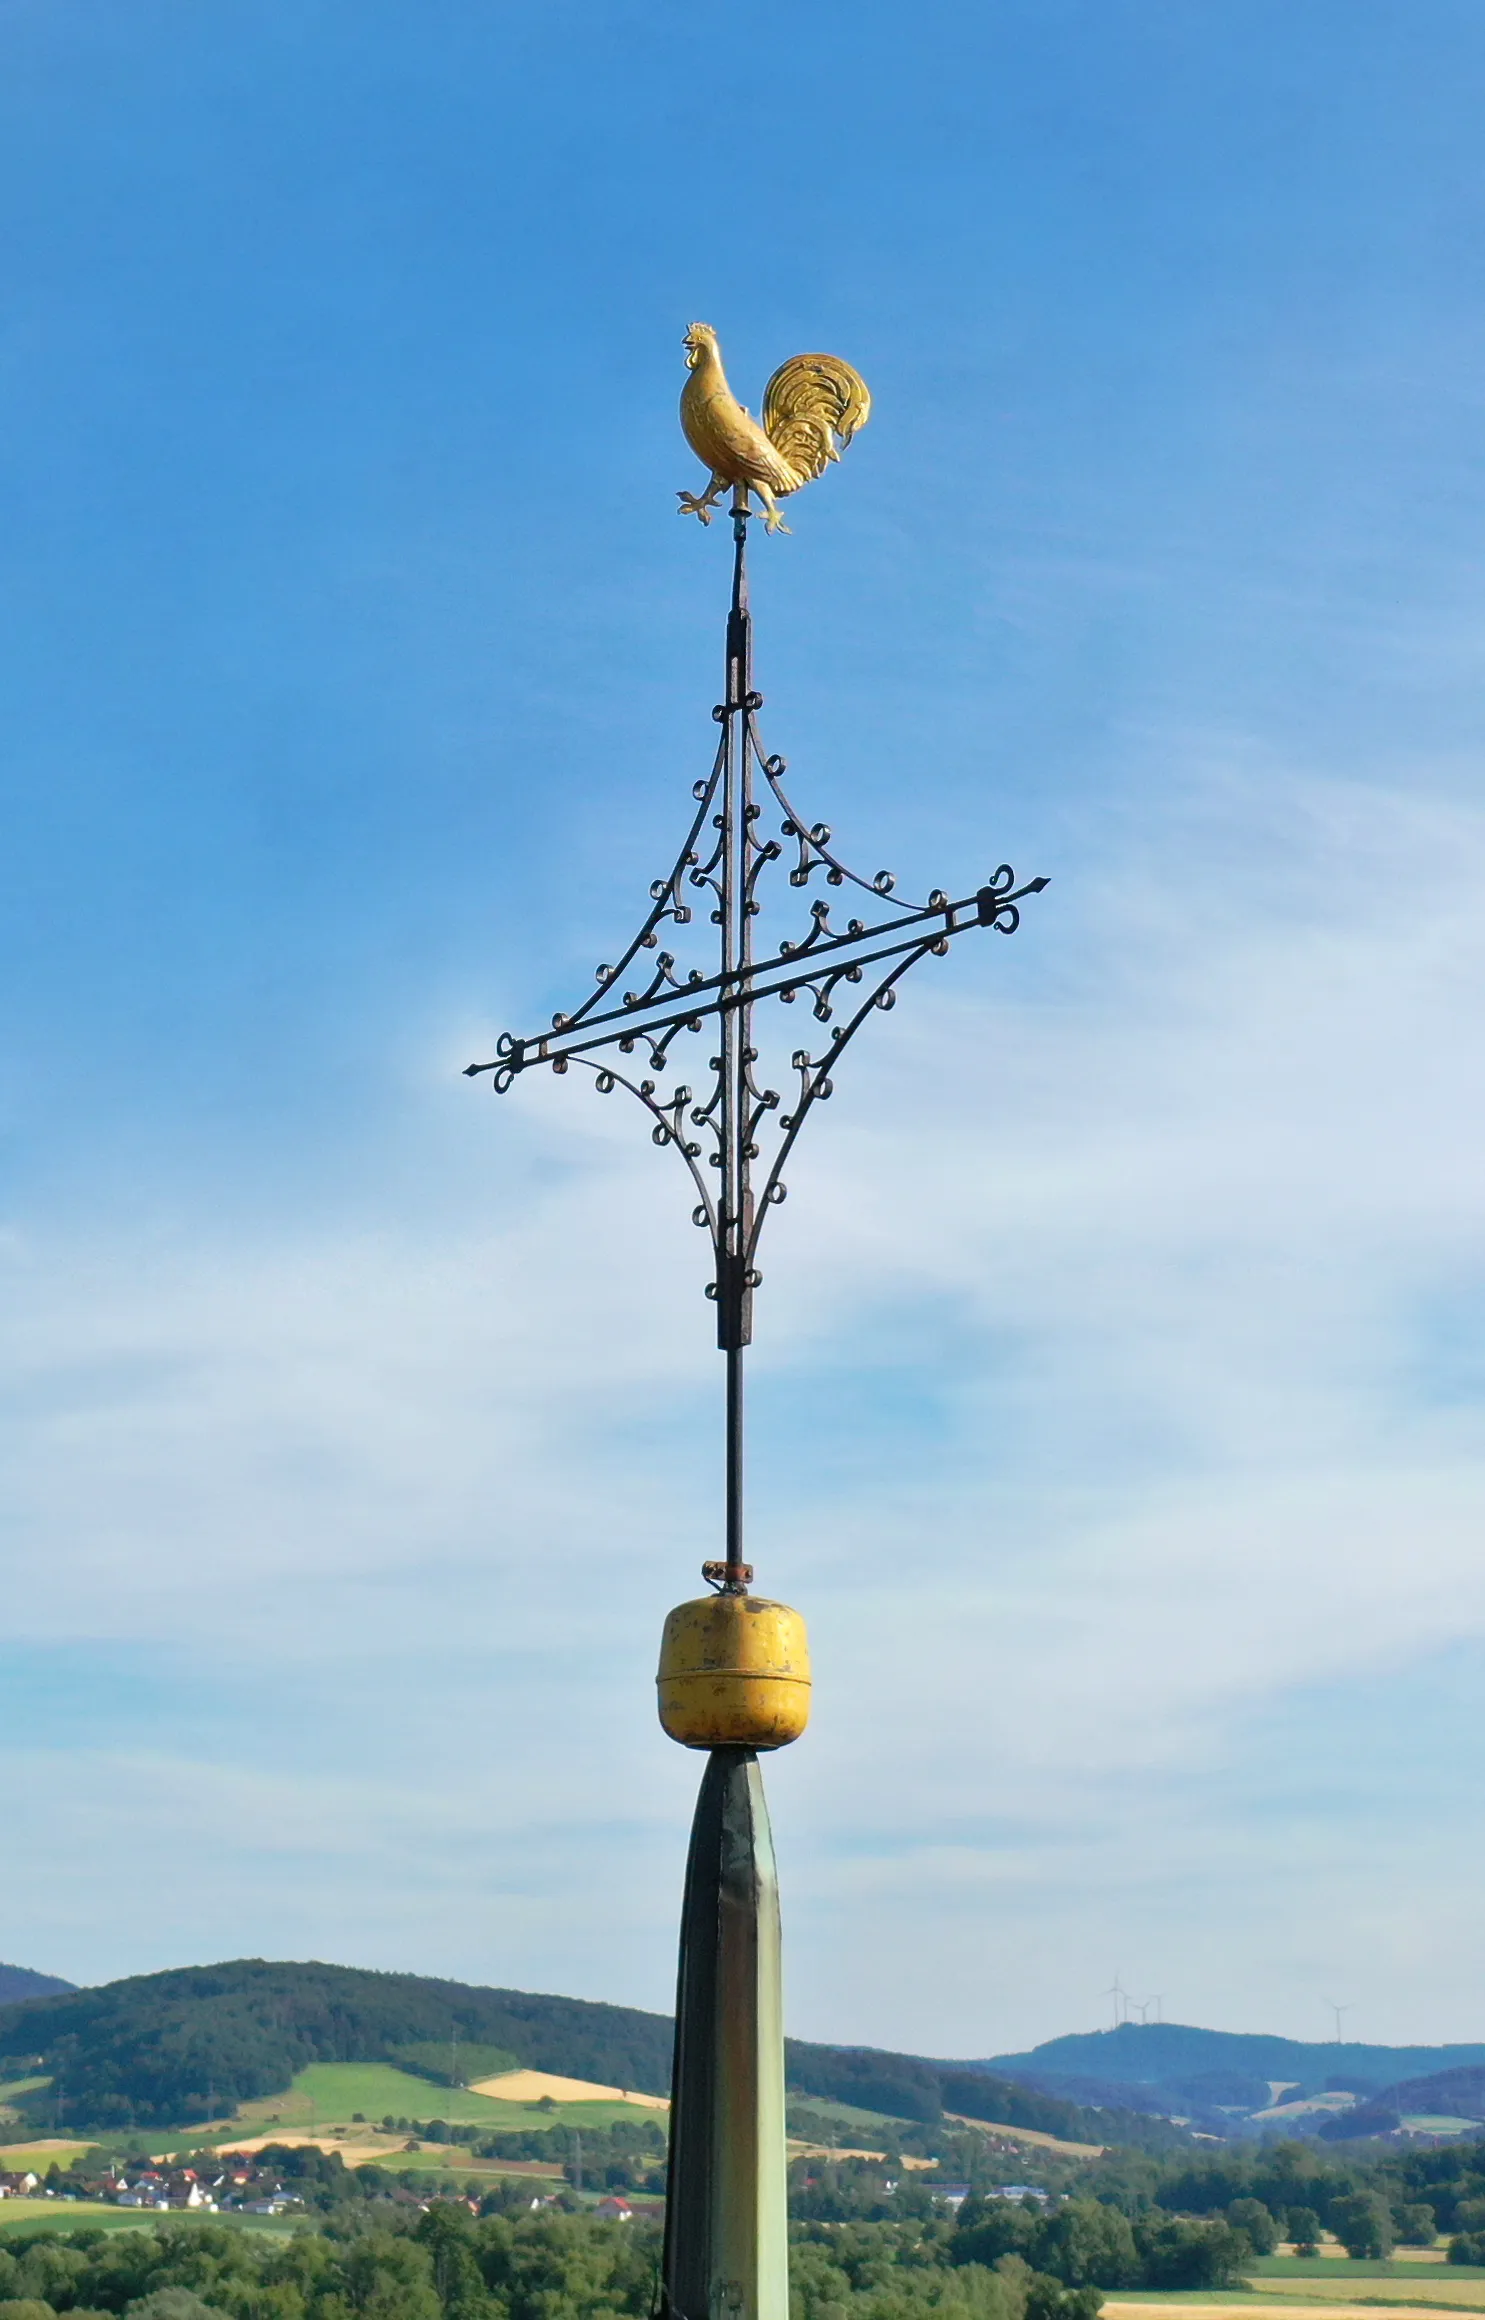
[{"xmin": 467, "ymin": 506, "xmax": 1046, "ymax": 1360}]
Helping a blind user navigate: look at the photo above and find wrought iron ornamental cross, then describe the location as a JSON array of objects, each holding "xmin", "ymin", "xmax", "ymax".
[{"xmin": 466, "ymin": 497, "xmax": 1045, "ymax": 1586}]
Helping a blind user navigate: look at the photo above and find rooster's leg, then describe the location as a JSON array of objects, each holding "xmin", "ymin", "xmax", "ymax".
[
  {"xmin": 677, "ymin": 473, "xmax": 728, "ymax": 524},
  {"xmin": 752, "ymin": 482, "xmax": 792, "ymax": 536}
]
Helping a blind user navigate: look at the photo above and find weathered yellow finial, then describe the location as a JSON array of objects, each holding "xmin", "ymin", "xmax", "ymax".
[
  {"xmin": 677, "ymin": 323, "xmax": 871, "ymax": 535},
  {"xmin": 657, "ymin": 1591, "xmax": 811, "ymax": 1749}
]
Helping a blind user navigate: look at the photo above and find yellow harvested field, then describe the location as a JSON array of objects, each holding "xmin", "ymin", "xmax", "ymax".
[
  {"xmin": 942, "ymin": 2112, "xmax": 1104, "ymax": 2158},
  {"xmin": 467, "ymin": 2069, "xmax": 668, "ymax": 2111},
  {"xmin": 788, "ymin": 2147, "xmax": 939, "ymax": 2169},
  {"xmin": 210, "ymin": 2132, "xmax": 562, "ymax": 2177},
  {"xmin": 216, "ymin": 2133, "xmax": 394, "ymax": 2166}
]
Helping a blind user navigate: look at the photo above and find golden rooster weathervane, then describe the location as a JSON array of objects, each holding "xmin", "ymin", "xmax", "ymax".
[{"xmin": 677, "ymin": 322, "xmax": 870, "ymax": 534}]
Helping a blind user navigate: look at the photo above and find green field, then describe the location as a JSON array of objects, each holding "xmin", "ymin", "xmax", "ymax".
[
  {"xmin": 0, "ymin": 2074, "xmax": 52, "ymax": 2129},
  {"xmin": 785, "ymin": 2097, "xmax": 908, "ymax": 2134},
  {"xmin": 0, "ymin": 2203, "xmax": 300, "ymax": 2240},
  {"xmin": 1103, "ymin": 2268, "xmax": 1485, "ymax": 2319},
  {"xmin": 0, "ymin": 2141, "xmax": 99, "ymax": 2169},
  {"xmin": 339, "ymin": 2148, "xmax": 564, "ymax": 2182},
  {"xmin": 1108, "ymin": 2299, "xmax": 1485, "ymax": 2313},
  {"xmin": 1252, "ymin": 2264, "xmax": 1485, "ymax": 2285},
  {"xmin": 207, "ymin": 2062, "xmax": 663, "ymax": 2144},
  {"xmin": 1249, "ymin": 2285, "xmax": 1485, "ymax": 2310}
]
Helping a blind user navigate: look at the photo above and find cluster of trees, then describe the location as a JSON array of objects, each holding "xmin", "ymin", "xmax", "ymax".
[
  {"xmin": 0, "ymin": 1964, "xmax": 675, "ymax": 2131},
  {"xmin": 949, "ymin": 2197, "xmax": 1252, "ymax": 2290},
  {"xmin": 1064, "ymin": 2132, "xmax": 1485, "ymax": 2251},
  {"xmin": 790, "ymin": 2133, "xmax": 1485, "ymax": 2278},
  {"xmin": 781, "ymin": 2171, "xmax": 1259, "ymax": 2288},
  {"xmin": 1014, "ymin": 2134, "xmax": 1485, "ymax": 2271},
  {"xmin": 0, "ymin": 2212, "xmax": 1105, "ymax": 2320},
  {"xmin": 0, "ymin": 2210, "xmax": 658, "ymax": 2320},
  {"xmin": 1451, "ymin": 2222, "xmax": 1485, "ymax": 2268},
  {"xmin": 789, "ymin": 2223, "xmax": 1098, "ymax": 2320},
  {"xmin": 950, "ymin": 2173, "xmax": 1483, "ymax": 2288}
]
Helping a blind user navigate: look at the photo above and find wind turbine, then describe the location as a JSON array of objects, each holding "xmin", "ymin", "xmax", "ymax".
[
  {"xmin": 1325, "ymin": 2000, "xmax": 1353, "ymax": 2043},
  {"xmin": 1101, "ymin": 1976, "xmax": 1130, "ymax": 2029}
]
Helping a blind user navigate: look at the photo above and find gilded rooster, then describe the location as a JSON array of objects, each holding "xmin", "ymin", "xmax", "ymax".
[{"xmin": 678, "ymin": 323, "xmax": 871, "ymax": 533}]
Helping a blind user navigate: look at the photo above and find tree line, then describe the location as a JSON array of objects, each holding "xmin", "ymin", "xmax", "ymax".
[
  {"xmin": 0, "ymin": 2210, "xmax": 1096, "ymax": 2320},
  {"xmin": 1065, "ymin": 2129, "xmax": 1485, "ymax": 2252},
  {"xmin": 788, "ymin": 2129, "xmax": 1485, "ymax": 2280}
]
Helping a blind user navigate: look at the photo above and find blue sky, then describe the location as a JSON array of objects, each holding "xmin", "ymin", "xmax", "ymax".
[{"xmin": 2, "ymin": 0, "xmax": 1485, "ymax": 2055}]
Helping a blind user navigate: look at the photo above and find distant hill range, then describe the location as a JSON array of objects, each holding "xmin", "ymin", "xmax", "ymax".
[
  {"xmin": 980, "ymin": 2021, "xmax": 1485, "ymax": 2137},
  {"xmin": 0, "ymin": 1962, "xmax": 74, "ymax": 2006},
  {"xmin": 3, "ymin": 1963, "xmax": 1480, "ymax": 2148},
  {"xmin": 0, "ymin": 1959, "xmax": 1182, "ymax": 2146}
]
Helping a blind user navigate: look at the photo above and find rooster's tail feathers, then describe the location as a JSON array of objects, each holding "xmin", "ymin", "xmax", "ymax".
[{"xmin": 761, "ymin": 353, "xmax": 872, "ymax": 493}]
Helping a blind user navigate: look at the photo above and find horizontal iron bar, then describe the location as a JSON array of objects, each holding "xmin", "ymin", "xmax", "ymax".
[
  {"xmin": 530, "ymin": 889, "xmax": 978, "ymax": 1050},
  {"xmin": 465, "ymin": 877, "xmax": 1047, "ymax": 1082}
]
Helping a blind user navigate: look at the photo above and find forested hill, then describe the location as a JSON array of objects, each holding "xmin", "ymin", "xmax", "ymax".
[
  {"xmin": 0, "ymin": 1958, "xmax": 1184, "ymax": 2144},
  {"xmin": 0, "ymin": 1961, "xmax": 675, "ymax": 2129},
  {"xmin": 0, "ymin": 1962, "xmax": 74, "ymax": 2005},
  {"xmin": 985, "ymin": 2021, "xmax": 1485, "ymax": 2091},
  {"xmin": 785, "ymin": 2044, "xmax": 1187, "ymax": 2153}
]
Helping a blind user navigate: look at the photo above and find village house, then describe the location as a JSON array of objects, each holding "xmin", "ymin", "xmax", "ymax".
[{"xmin": 112, "ymin": 2166, "xmax": 222, "ymax": 2212}]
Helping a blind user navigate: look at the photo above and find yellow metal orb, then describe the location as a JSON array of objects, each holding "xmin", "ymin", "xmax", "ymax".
[{"xmin": 657, "ymin": 1593, "xmax": 811, "ymax": 1750}]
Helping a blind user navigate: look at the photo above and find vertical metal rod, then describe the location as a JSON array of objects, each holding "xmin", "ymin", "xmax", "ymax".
[
  {"xmin": 725, "ymin": 1343, "xmax": 744, "ymax": 1582},
  {"xmin": 718, "ymin": 490, "xmax": 753, "ymax": 1587}
]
